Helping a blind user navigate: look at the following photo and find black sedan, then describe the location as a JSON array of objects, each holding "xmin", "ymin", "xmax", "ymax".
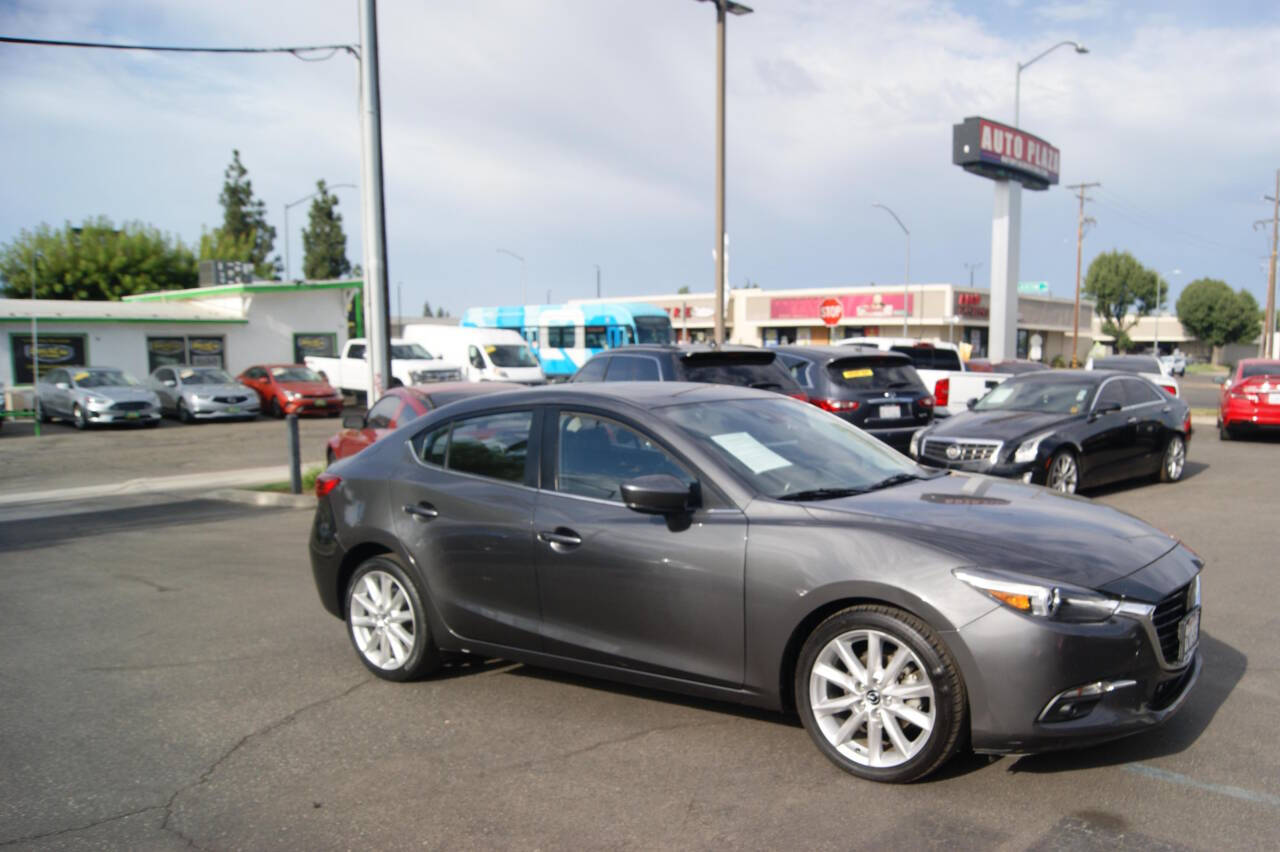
[
  {"xmin": 310, "ymin": 382, "xmax": 1201, "ymax": 782},
  {"xmin": 774, "ymin": 345, "xmax": 933, "ymax": 450},
  {"xmin": 910, "ymin": 370, "xmax": 1192, "ymax": 493}
]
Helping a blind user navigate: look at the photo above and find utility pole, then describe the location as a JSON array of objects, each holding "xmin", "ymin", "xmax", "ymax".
[
  {"xmin": 1066, "ymin": 182, "xmax": 1101, "ymax": 367},
  {"xmin": 358, "ymin": 0, "xmax": 392, "ymax": 399},
  {"xmin": 964, "ymin": 261, "xmax": 983, "ymax": 288},
  {"xmin": 594, "ymin": 264, "xmax": 601, "ymax": 299},
  {"xmin": 1263, "ymin": 170, "xmax": 1279, "ymax": 359}
]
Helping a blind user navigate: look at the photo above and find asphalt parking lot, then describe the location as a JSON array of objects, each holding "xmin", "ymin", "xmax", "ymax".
[{"xmin": 1, "ymin": 427, "xmax": 1278, "ymax": 850}]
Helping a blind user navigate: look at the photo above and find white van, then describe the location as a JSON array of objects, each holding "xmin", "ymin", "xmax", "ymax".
[{"xmin": 401, "ymin": 325, "xmax": 546, "ymax": 385}]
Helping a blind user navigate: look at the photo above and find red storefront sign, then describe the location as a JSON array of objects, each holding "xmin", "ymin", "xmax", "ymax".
[{"xmin": 770, "ymin": 293, "xmax": 912, "ymax": 321}]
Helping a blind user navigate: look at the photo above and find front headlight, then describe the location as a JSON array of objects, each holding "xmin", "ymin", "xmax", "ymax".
[
  {"xmin": 909, "ymin": 428, "xmax": 924, "ymax": 458},
  {"xmin": 1013, "ymin": 431, "xmax": 1055, "ymax": 464},
  {"xmin": 953, "ymin": 568, "xmax": 1120, "ymax": 623},
  {"xmin": 284, "ymin": 390, "xmax": 300, "ymax": 400}
]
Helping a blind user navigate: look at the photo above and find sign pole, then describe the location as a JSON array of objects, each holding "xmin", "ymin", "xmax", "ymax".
[{"xmin": 30, "ymin": 254, "xmax": 40, "ymax": 437}]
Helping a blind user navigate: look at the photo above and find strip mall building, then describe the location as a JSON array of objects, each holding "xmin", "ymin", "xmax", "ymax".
[{"xmin": 573, "ymin": 283, "xmax": 1095, "ymax": 364}]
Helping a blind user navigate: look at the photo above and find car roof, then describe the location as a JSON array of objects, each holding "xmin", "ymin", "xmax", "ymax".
[
  {"xmin": 408, "ymin": 380, "xmax": 525, "ymax": 402},
  {"xmin": 408, "ymin": 381, "xmax": 775, "ymax": 419},
  {"xmin": 602, "ymin": 343, "xmax": 766, "ymax": 355},
  {"xmin": 774, "ymin": 345, "xmax": 910, "ymax": 364},
  {"xmin": 1008, "ymin": 369, "xmax": 1119, "ymax": 385}
]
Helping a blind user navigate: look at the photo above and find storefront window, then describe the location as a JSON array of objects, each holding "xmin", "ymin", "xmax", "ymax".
[
  {"xmin": 963, "ymin": 327, "xmax": 988, "ymax": 358},
  {"xmin": 1016, "ymin": 329, "xmax": 1029, "ymax": 359},
  {"xmin": 9, "ymin": 333, "xmax": 88, "ymax": 384},
  {"xmin": 761, "ymin": 327, "xmax": 798, "ymax": 346},
  {"xmin": 293, "ymin": 333, "xmax": 338, "ymax": 364}
]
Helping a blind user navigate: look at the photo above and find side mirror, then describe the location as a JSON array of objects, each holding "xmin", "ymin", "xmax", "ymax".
[
  {"xmin": 1091, "ymin": 401, "xmax": 1121, "ymax": 420},
  {"xmin": 55, "ymin": 381, "xmax": 69, "ymax": 390},
  {"xmin": 342, "ymin": 414, "xmax": 365, "ymax": 429},
  {"xmin": 620, "ymin": 474, "xmax": 695, "ymax": 515},
  {"xmin": 966, "ymin": 398, "xmax": 977, "ymax": 410}
]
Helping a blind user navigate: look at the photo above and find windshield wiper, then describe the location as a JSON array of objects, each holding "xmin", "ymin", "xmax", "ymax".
[
  {"xmin": 885, "ymin": 381, "xmax": 916, "ymax": 388},
  {"xmin": 862, "ymin": 473, "xmax": 925, "ymax": 492},
  {"xmin": 776, "ymin": 487, "xmax": 868, "ymax": 501}
]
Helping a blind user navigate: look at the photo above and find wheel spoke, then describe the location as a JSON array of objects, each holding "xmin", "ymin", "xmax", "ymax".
[
  {"xmin": 866, "ymin": 714, "xmax": 883, "ymax": 765},
  {"xmin": 350, "ymin": 615, "xmax": 377, "ymax": 627},
  {"xmin": 386, "ymin": 611, "xmax": 413, "ymax": 624},
  {"xmin": 813, "ymin": 663, "xmax": 859, "ymax": 695},
  {"xmin": 883, "ymin": 681, "xmax": 933, "ymax": 700},
  {"xmin": 385, "ymin": 628, "xmax": 408, "ymax": 663},
  {"xmin": 388, "ymin": 589, "xmax": 407, "ymax": 612},
  {"xmin": 833, "ymin": 639, "xmax": 868, "ymax": 684},
  {"xmin": 388, "ymin": 622, "xmax": 415, "ymax": 652},
  {"xmin": 887, "ymin": 702, "xmax": 933, "ymax": 732},
  {"xmin": 362, "ymin": 576, "xmax": 383, "ymax": 607},
  {"xmin": 352, "ymin": 593, "xmax": 377, "ymax": 615},
  {"xmin": 811, "ymin": 694, "xmax": 858, "ymax": 716},
  {"xmin": 881, "ymin": 709, "xmax": 913, "ymax": 757},
  {"xmin": 832, "ymin": 708, "xmax": 867, "ymax": 746},
  {"xmin": 880, "ymin": 649, "xmax": 910, "ymax": 685},
  {"xmin": 380, "ymin": 574, "xmax": 393, "ymax": 609},
  {"xmin": 866, "ymin": 633, "xmax": 883, "ymax": 681}
]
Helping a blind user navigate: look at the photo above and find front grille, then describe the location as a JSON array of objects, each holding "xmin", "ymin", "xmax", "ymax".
[
  {"xmin": 110, "ymin": 401, "xmax": 150, "ymax": 411},
  {"xmin": 1152, "ymin": 582, "xmax": 1191, "ymax": 663},
  {"xmin": 411, "ymin": 369, "xmax": 462, "ymax": 383},
  {"xmin": 213, "ymin": 395, "xmax": 247, "ymax": 404},
  {"xmin": 922, "ymin": 439, "xmax": 1000, "ymax": 464},
  {"xmin": 1150, "ymin": 666, "xmax": 1194, "ymax": 711}
]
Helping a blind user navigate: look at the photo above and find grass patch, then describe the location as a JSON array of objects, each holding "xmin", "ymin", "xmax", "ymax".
[
  {"xmin": 1186, "ymin": 363, "xmax": 1227, "ymax": 375},
  {"xmin": 1190, "ymin": 407, "xmax": 1217, "ymax": 419},
  {"xmin": 256, "ymin": 465, "xmax": 323, "ymax": 494}
]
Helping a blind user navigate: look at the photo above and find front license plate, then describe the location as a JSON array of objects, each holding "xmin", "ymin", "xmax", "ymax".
[
  {"xmin": 226, "ymin": 406, "xmax": 240, "ymax": 414},
  {"xmin": 125, "ymin": 412, "xmax": 139, "ymax": 420},
  {"xmin": 1180, "ymin": 609, "xmax": 1200, "ymax": 658},
  {"xmin": 1268, "ymin": 393, "xmax": 1280, "ymax": 405},
  {"xmin": 879, "ymin": 405, "xmax": 901, "ymax": 420},
  {"xmin": 315, "ymin": 399, "xmax": 327, "ymax": 407}
]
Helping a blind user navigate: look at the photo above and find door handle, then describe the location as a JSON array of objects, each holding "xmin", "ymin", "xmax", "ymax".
[
  {"xmin": 537, "ymin": 529, "xmax": 582, "ymax": 548},
  {"xmin": 403, "ymin": 503, "xmax": 439, "ymax": 521}
]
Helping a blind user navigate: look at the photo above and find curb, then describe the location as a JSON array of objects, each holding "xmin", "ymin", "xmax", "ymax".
[{"xmin": 207, "ymin": 488, "xmax": 317, "ymax": 509}]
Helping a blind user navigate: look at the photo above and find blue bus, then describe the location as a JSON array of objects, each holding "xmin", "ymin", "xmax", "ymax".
[{"xmin": 460, "ymin": 302, "xmax": 673, "ymax": 379}]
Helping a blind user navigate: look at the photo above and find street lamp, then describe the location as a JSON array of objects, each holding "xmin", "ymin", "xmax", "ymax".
[
  {"xmin": 283, "ymin": 182, "xmax": 357, "ymax": 282},
  {"xmin": 594, "ymin": 264, "xmax": 601, "ymax": 299},
  {"xmin": 695, "ymin": 0, "xmax": 753, "ymax": 344},
  {"xmin": 964, "ymin": 260, "xmax": 983, "ymax": 288},
  {"xmin": 1015, "ymin": 40, "xmax": 1088, "ymax": 128},
  {"xmin": 496, "ymin": 248, "xmax": 527, "ymax": 305},
  {"xmin": 872, "ymin": 203, "xmax": 911, "ymax": 336},
  {"xmin": 1155, "ymin": 269, "xmax": 1180, "ymax": 358},
  {"xmin": 29, "ymin": 250, "xmax": 42, "ymax": 436}
]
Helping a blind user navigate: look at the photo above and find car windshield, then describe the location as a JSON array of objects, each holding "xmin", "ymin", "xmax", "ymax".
[
  {"xmin": 74, "ymin": 369, "xmax": 139, "ymax": 388},
  {"xmin": 180, "ymin": 368, "xmax": 235, "ymax": 384},
  {"xmin": 271, "ymin": 366, "xmax": 323, "ymax": 382},
  {"xmin": 634, "ymin": 316, "xmax": 674, "ymax": 345},
  {"xmin": 1241, "ymin": 362, "xmax": 1280, "ymax": 379},
  {"xmin": 486, "ymin": 344, "xmax": 539, "ymax": 367},
  {"xmin": 660, "ymin": 397, "xmax": 921, "ymax": 500},
  {"xmin": 890, "ymin": 345, "xmax": 962, "ymax": 371},
  {"xmin": 392, "ymin": 343, "xmax": 433, "ymax": 360},
  {"xmin": 827, "ymin": 358, "xmax": 923, "ymax": 391},
  {"xmin": 974, "ymin": 379, "xmax": 1095, "ymax": 414},
  {"xmin": 1094, "ymin": 355, "xmax": 1160, "ymax": 374}
]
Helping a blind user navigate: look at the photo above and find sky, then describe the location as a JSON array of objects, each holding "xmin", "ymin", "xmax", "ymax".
[{"xmin": 2, "ymin": 0, "xmax": 1278, "ymax": 317}]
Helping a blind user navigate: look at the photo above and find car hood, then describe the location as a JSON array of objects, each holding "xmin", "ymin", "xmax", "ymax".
[
  {"xmin": 802, "ymin": 473, "xmax": 1177, "ymax": 589},
  {"xmin": 925, "ymin": 409, "xmax": 1079, "ymax": 443},
  {"xmin": 182, "ymin": 383, "xmax": 254, "ymax": 397},
  {"xmin": 277, "ymin": 381, "xmax": 336, "ymax": 395},
  {"xmin": 78, "ymin": 386, "xmax": 156, "ymax": 402}
]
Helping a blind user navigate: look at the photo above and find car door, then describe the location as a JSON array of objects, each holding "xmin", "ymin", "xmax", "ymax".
[
  {"xmin": 388, "ymin": 407, "xmax": 542, "ymax": 649},
  {"xmin": 39, "ymin": 369, "xmax": 66, "ymax": 416},
  {"xmin": 532, "ymin": 407, "xmax": 747, "ymax": 687},
  {"xmin": 1121, "ymin": 378, "xmax": 1170, "ymax": 474},
  {"xmin": 152, "ymin": 368, "xmax": 176, "ymax": 412},
  {"xmin": 1079, "ymin": 379, "xmax": 1133, "ymax": 485}
]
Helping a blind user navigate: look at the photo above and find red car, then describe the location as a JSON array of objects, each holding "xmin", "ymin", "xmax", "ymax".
[
  {"xmin": 1219, "ymin": 358, "xmax": 1280, "ymax": 440},
  {"xmin": 326, "ymin": 381, "xmax": 523, "ymax": 464},
  {"xmin": 239, "ymin": 364, "xmax": 344, "ymax": 418}
]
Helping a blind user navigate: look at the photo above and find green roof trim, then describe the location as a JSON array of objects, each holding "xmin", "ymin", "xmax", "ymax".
[
  {"xmin": 0, "ymin": 316, "xmax": 249, "ymax": 325},
  {"xmin": 123, "ymin": 279, "xmax": 363, "ymax": 303}
]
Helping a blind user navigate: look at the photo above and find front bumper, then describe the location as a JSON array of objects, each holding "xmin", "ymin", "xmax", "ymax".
[
  {"xmin": 917, "ymin": 454, "xmax": 1041, "ymax": 484},
  {"xmin": 285, "ymin": 396, "xmax": 344, "ymax": 415},
  {"xmin": 952, "ymin": 590, "xmax": 1200, "ymax": 754},
  {"xmin": 865, "ymin": 424, "xmax": 924, "ymax": 451},
  {"xmin": 85, "ymin": 402, "xmax": 161, "ymax": 424},
  {"xmin": 189, "ymin": 397, "xmax": 260, "ymax": 418}
]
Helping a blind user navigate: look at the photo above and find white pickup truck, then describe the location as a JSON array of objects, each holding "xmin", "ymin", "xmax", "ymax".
[
  {"xmin": 306, "ymin": 338, "xmax": 464, "ymax": 398},
  {"xmin": 835, "ymin": 338, "xmax": 1007, "ymax": 418}
]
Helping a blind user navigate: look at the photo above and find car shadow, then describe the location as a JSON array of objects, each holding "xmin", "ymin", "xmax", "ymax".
[
  {"xmin": 1082, "ymin": 459, "xmax": 1208, "ymax": 497},
  {"xmin": 1004, "ymin": 631, "xmax": 1244, "ymax": 774}
]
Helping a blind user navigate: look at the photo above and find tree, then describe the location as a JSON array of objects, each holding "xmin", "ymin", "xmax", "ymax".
[
  {"xmin": 206, "ymin": 149, "xmax": 278, "ymax": 279},
  {"xmin": 436, "ymin": 306, "xmax": 448, "ymax": 318},
  {"xmin": 1176, "ymin": 278, "xmax": 1261, "ymax": 360},
  {"xmin": 676, "ymin": 285, "xmax": 691, "ymax": 294},
  {"xmin": 1083, "ymin": 250, "xmax": 1162, "ymax": 352},
  {"xmin": 1, "ymin": 217, "xmax": 197, "ymax": 300},
  {"xmin": 422, "ymin": 300, "xmax": 433, "ymax": 317},
  {"xmin": 301, "ymin": 180, "xmax": 351, "ymax": 281}
]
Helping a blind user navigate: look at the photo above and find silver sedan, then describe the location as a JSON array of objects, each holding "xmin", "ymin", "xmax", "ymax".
[
  {"xmin": 148, "ymin": 366, "xmax": 261, "ymax": 423},
  {"xmin": 36, "ymin": 366, "xmax": 162, "ymax": 429}
]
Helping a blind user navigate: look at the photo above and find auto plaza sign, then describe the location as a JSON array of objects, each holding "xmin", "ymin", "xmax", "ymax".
[{"xmin": 952, "ymin": 116, "xmax": 1060, "ymax": 191}]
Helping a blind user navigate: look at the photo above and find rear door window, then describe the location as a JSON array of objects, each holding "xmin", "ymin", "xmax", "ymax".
[
  {"xmin": 573, "ymin": 357, "xmax": 608, "ymax": 382},
  {"xmin": 446, "ymin": 410, "xmax": 533, "ymax": 484},
  {"xmin": 366, "ymin": 395, "xmax": 403, "ymax": 429},
  {"xmin": 604, "ymin": 355, "xmax": 661, "ymax": 381},
  {"xmin": 827, "ymin": 358, "xmax": 923, "ymax": 391},
  {"xmin": 679, "ymin": 358, "xmax": 800, "ymax": 393},
  {"xmin": 556, "ymin": 412, "xmax": 693, "ymax": 502},
  {"xmin": 1095, "ymin": 381, "xmax": 1126, "ymax": 410},
  {"xmin": 1121, "ymin": 378, "xmax": 1163, "ymax": 406},
  {"xmin": 776, "ymin": 354, "xmax": 813, "ymax": 388}
]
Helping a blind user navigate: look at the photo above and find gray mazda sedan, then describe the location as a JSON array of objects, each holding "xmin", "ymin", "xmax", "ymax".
[{"xmin": 309, "ymin": 382, "xmax": 1202, "ymax": 782}]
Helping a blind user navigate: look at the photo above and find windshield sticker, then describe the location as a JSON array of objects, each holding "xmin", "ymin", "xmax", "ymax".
[
  {"xmin": 842, "ymin": 368, "xmax": 874, "ymax": 379},
  {"xmin": 1076, "ymin": 389, "xmax": 1088, "ymax": 401},
  {"xmin": 180, "ymin": 369, "xmax": 195, "ymax": 379},
  {"xmin": 1069, "ymin": 405, "xmax": 1080, "ymax": 414},
  {"xmin": 711, "ymin": 431, "xmax": 793, "ymax": 474},
  {"xmin": 484, "ymin": 345, "xmax": 497, "ymax": 354},
  {"xmin": 73, "ymin": 371, "xmax": 90, "ymax": 381},
  {"xmin": 984, "ymin": 385, "xmax": 1014, "ymax": 404}
]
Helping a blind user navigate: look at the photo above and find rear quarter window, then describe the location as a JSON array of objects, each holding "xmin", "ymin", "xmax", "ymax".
[
  {"xmin": 827, "ymin": 359, "xmax": 924, "ymax": 390},
  {"xmin": 889, "ymin": 346, "xmax": 961, "ymax": 371},
  {"xmin": 572, "ymin": 357, "xmax": 608, "ymax": 382},
  {"xmin": 680, "ymin": 359, "xmax": 799, "ymax": 393}
]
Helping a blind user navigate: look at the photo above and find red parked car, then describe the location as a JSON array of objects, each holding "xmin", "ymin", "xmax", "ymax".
[
  {"xmin": 326, "ymin": 381, "xmax": 522, "ymax": 464},
  {"xmin": 239, "ymin": 364, "xmax": 344, "ymax": 418},
  {"xmin": 1219, "ymin": 358, "xmax": 1280, "ymax": 440}
]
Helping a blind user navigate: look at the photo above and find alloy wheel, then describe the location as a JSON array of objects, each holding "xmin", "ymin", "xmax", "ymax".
[
  {"xmin": 73, "ymin": 404, "xmax": 87, "ymax": 430},
  {"xmin": 1165, "ymin": 436, "xmax": 1185, "ymax": 480},
  {"xmin": 807, "ymin": 628, "xmax": 936, "ymax": 769},
  {"xmin": 348, "ymin": 570, "xmax": 417, "ymax": 671},
  {"xmin": 1048, "ymin": 452, "xmax": 1078, "ymax": 493}
]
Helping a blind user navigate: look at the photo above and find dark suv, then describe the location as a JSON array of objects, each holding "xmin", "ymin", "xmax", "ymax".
[
  {"xmin": 570, "ymin": 344, "xmax": 806, "ymax": 398},
  {"xmin": 774, "ymin": 345, "xmax": 933, "ymax": 450}
]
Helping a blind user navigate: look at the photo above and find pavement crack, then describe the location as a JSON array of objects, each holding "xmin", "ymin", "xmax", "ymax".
[
  {"xmin": 0, "ymin": 805, "xmax": 163, "ymax": 847},
  {"xmin": 491, "ymin": 718, "xmax": 728, "ymax": 778},
  {"xmin": 114, "ymin": 573, "xmax": 179, "ymax": 592},
  {"xmin": 159, "ymin": 677, "xmax": 371, "ymax": 848}
]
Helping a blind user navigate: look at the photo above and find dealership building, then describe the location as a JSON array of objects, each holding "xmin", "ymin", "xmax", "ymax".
[
  {"xmin": 572, "ymin": 283, "xmax": 1095, "ymax": 363},
  {"xmin": 1, "ymin": 280, "xmax": 360, "ymax": 390}
]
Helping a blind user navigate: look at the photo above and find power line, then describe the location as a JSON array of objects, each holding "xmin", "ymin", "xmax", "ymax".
[
  {"xmin": 0, "ymin": 35, "xmax": 357, "ymax": 60},
  {"xmin": 1092, "ymin": 187, "xmax": 1255, "ymax": 255}
]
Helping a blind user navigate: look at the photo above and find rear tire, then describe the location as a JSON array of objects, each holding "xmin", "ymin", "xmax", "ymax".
[
  {"xmin": 1160, "ymin": 434, "xmax": 1186, "ymax": 482},
  {"xmin": 1218, "ymin": 421, "xmax": 1232, "ymax": 441},
  {"xmin": 345, "ymin": 555, "xmax": 441, "ymax": 681},
  {"xmin": 326, "ymin": 447, "xmax": 336, "ymax": 468},
  {"xmin": 795, "ymin": 605, "xmax": 966, "ymax": 783}
]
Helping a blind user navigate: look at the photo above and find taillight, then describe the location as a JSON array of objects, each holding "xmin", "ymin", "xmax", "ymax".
[
  {"xmin": 788, "ymin": 391, "xmax": 809, "ymax": 403},
  {"xmin": 920, "ymin": 395, "xmax": 934, "ymax": 408},
  {"xmin": 934, "ymin": 378, "xmax": 950, "ymax": 407},
  {"xmin": 813, "ymin": 398, "xmax": 860, "ymax": 413},
  {"xmin": 1161, "ymin": 384, "xmax": 1178, "ymax": 397},
  {"xmin": 315, "ymin": 473, "xmax": 341, "ymax": 497},
  {"xmin": 1183, "ymin": 413, "xmax": 1192, "ymax": 434}
]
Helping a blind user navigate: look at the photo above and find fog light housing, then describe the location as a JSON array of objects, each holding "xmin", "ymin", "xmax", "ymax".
[{"xmin": 1038, "ymin": 679, "xmax": 1136, "ymax": 723}]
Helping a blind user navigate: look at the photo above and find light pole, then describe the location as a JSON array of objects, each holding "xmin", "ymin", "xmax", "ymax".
[
  {"xmin": 283, "ymin": 182, "xmax": 357, "ymax": 282},
  {"xmin": 594, "ymin": 264, "xmax": 601, "ymax": 299},
  {"xmin": 1155, "ymin": 269, "xmax": 1180, "ymax": 357},
  {"xmin": 1015, "ymin": 40, "xmax": 1088, "ymax": 128},
  {"xmin": 872, "ymin": 203, "xmax": 911, "ymax": 336},
  {"xmin": 29, "ymin": 251, "xmax": 41, "ymax": 436},
  {"xmin": 964, "ymin": 261, "xmax": 983, "ymax": 288},
  {"xmin": 696, "ymin": 0, "xmax": 753, "ymax": 344},
  {"xmin": 496, "ymin": 248, "xmax": 527, "ymax": 305}
]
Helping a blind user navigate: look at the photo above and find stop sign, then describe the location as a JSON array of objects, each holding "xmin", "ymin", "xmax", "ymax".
[{"xmin": 819, "ymin": 298, "xmax": 843, "ymax": 326}]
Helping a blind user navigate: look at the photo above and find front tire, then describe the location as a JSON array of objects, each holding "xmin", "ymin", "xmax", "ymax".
[
  {"xmin": 177, "ymin": 399, "xmax": 194, "ymax": 424},
  {"xmin": 1160, "ymin": 433, "xmax": 1186, "ymax": 482},
  {"xmin": 73, "ymin": 404, "xmax": 88, "ymax": 430},
  {"xmin": 269, "ymin": 397, "xmax": 284, "ymax": 418},
  {"xmin": 345, "ymin": 555, "xmax": 440, "ymax": 681},
  {"xmin": 1046, "ymin": 449, "xmax": 1079, "ymax": 494},
  {"xmin": 796, "ymin": 605, "xmax": 966, "ymax": 783}
]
